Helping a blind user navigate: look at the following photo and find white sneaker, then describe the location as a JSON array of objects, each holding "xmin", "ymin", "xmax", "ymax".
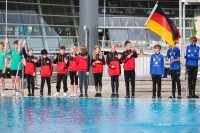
[
  {"xmin": 16, "ymin": 92, "xmax": 19, "ymax": 96},
  {"xmin": 1, "ymin": 91, "xmax": 5, "ymax": 97},
  {"xmin": 53, "ymin": 92, "xmax": 60, "ymax": 97},
  {"xmin": 70, "ymin": 93, "xmax": 74, "ymax": 97},
  {"xmin": 73, "ymin": 93, "xmax": 77, "ymax": 97},
  {"xmin": 63, "ymin": 92, "xmax": 67, "ymax": 97},
  {"xmin": 12, "ymin": 91, "xmax": 16, "ymax": 96}
]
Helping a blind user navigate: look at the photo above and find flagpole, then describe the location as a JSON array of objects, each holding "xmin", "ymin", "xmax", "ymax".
[{"xmin": 134, "ymin": 1, "xmax": 159, "ymax": 47}]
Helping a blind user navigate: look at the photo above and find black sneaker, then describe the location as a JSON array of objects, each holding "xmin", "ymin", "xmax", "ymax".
[
  {"xmin": 115, "ymin": 94, "xmax": 119, "ymax": 98},
  {"xmin": 177, "ymin": 95, "xmax": 181, "ymax": 99},
  {"xmin": 40, "ymin": 94, "xmax": 43, "ymax": 97},
  {"xmin": 79, "ymin": 94, "xmax": 83, "ymax": 97},
  {"xmin": 111, "ymin": 93, "xmax": 115, "ymax": 98},
  {"xmin": 125, "ymin": 95, "xmax": 130, "ymax": 98},
  {"xmin": 31, "ymin": 94, "xmax": 34, "ymax": 96},
  {"xmin": 157, "ymin": 96, "xmax": 162, "ymax": 98},
  {"xmin": 48, "ymin": 93, "xmax": 51, "ymax": 96},
  {"xmin": 193, "ymin": 95, "xmax": 199, "ymax": 98},
  {"xmin": 169, "ymin": 96, "xmax": 175, "ymax": 99},
  {"xmin": 28, "ymin": 94, "xmax": 31, "ymax": 96},
  {"xmin": 94, "ymin": 93, "xmax": 99, "ymax": 97},
  {"xmin": 85, "ymin": 94, "xmax": 88, "ymax": 97},
  {"xmin": 187, "ymin": 95, "xmax": 192, "ymax": 99},
  {"xmin": 131, "ymin": 95, "xmax": 135, "ymax": 98},
  {"xmin": 152, "ymin": 96, "xmax": 156, "ymax": 98},
  {"xmin": 98, "ymin": 93, "xmax": 102, "ymax": 97}
]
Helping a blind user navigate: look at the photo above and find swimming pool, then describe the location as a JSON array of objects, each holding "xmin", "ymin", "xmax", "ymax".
[{"xmin": 0, "ymin": 98, "xmax": 200, "ymax": 133}]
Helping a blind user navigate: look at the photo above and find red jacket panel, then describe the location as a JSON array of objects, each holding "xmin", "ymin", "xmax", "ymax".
[
  {"xmin": 36, "ymin": 57, "xmax": 52, "ymax": 77},
  {"xmin": 91, "ymin": 54, "xmax": 105, "ymax": 73},
  {"xmin": 69, "ymin": 54, "xmax": 78, "ymax": 72},
  {"xmin": 121, "ymin": 49, "xmax": 137, "ymax": 70},
  {"xmin": 77, "ymin": 53, "xmax": 90, "ymax": 72},
  {"xmin": 53, "ymin": 54, "xmax": 68, "ymax": 74}
]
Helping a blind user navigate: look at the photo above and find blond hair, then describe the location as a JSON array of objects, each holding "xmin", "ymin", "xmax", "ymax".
[
  {"xmin": 70, "ymin": 46, "xmax": 77, "ymax": 53},
  {"xmin": 110, "ymin": 44, "xmax": 116, "ymax": 48},
  {"xmin": 93, "ymin": 45, "xmax": 102, "ymax": 59},
  {"xmin": 79, "ymin": 45, "xmax": 87, "ymax": 54}
]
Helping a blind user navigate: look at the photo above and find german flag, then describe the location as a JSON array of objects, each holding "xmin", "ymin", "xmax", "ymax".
[{"xmin": 145, "ymin": 4, "xmax": 181, "ymax": 46}]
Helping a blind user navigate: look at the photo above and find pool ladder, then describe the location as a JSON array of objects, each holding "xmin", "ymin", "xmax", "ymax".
[{"xmin": 13, "ymin": 63, "xmax": 24, "ymax": 97}]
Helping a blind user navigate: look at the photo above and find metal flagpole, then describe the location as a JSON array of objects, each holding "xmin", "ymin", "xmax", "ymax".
[
  {"xmin": 103, "ymin": 0, "xmax": 106, "ymax": 36},
  {"xmin": 6, "ymin": 0, "xmax": 7, "ymax": 38}
]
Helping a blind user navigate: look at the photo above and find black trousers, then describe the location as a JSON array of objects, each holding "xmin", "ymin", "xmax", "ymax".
[
  {"xmin": 40, "ymin": 76, "xmax": 51, "ymax": 95},
  {"xmin": 187, "ymin": 68, "xmax": 198, "ymax": 96},
  {"xmin": 69, "ymin": 72, "xmax": 78, "ymax": 85},
  {"xmin": 56, "ymin": 74, "xmax": 68, "ymax": 93},
  {"xmin": 26, "ymin": 74, "xmax": 34, "ymax": 94},
  {"xmin": 152, "ymin": 75, "xmax": 161, "ymax": 96},
  {"xmin": 93, "ymin": 73, "xmax": 103, "ymax": 91},
  {"xmin": 170, "ymin": 70, "xmax": 181, "ymax": 96},
  {"xmin": 111, "ymin": 75, "xmax": 119, "ymax": 93},
  {"xmin": 124, "ymin": 70, "xmax": 135, "ymax": 96}
]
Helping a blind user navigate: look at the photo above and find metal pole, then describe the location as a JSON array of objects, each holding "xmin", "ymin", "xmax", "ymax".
[
  {"xmin": 84, "ymin": 25, "xmax": 88, "ymax": 48},
  {"xmin": 103, "ymin": 0, "xmax": 106, "ymax": 36},
  {"xmin": 179, "ymin": 0, "xmax": 182, "ymax": 61},
  {"xmin": 183, "ymin": 3, "xmax": 186, "ymax": 65},
  {"xmin": 5, "ymin": 0, "xmax": 7, "ymax": 37},
  {"xmin": 21, "ymin": 64, "xmax": 24, "ymax": 96}
]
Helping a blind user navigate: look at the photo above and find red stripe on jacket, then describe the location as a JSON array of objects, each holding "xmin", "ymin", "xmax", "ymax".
[
  {"xmin": 53, "ymin": 54, "xmax": 68, "ymax": 74},
  {"xmin": 91, "ymin": 54, "xmax": 105, "ymax": 73},
  {"xmin": 121, "ymin": 49, "xmax": 137, "ymax": 70}
]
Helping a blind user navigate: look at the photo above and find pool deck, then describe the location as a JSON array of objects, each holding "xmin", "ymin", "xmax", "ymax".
[{"xmin": 1, "ymin": 76, "xmax": 199, "ymax": 99}]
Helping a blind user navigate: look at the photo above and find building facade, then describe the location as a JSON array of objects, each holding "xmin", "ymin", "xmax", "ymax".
[{"xmin": 0, "ymin": 0, "xmax": 199, "ymax": 52}]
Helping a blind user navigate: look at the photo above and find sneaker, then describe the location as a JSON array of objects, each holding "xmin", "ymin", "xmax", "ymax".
[
  {"xmin": 31, "ymin": 94, "xmax": 34, "ymax": 96},
  {"xmin": 94, "ymin": 93, "xmax": 99, "ymax": 97},
  {"xmin": 193, "ymin": 95, "xmax": 199, "ymax": 98},
  {"xmin": 70, "ymin": 93, "xmax": 74, "ymax": 97},
  {"xmin": 115, "ymin": 94, "xmax": 119, "ymax": 98},
  {"xmin": 53, "ymin": 92, "xmax": 60, "ymax": 97},
  {"xmin": 79, "ymin": 94, "xmax": 83, "ymax": 97},
  {"xmin": 131, "ymin": 95, "xmax": 135, "ymax": 98},
  {"xmin": 111, "ymin": 94, "xmax": 115, "ymax": 98},
  {"xmin": 152, "ymin": 96, "xmax": 156, "ymax": 98},
  {"xmin": 125, "ymin": 95, "xmax": 130, "ymax": 98},
  {"xmin": 48, "ymin": 92, "xmax": 51, "ymax": 96},
  {"xmin": 177, "ymin": 95, "xmax": 182, "ymax": 99},
  {"xmin": 169, "ymin": 96, "xmax": 175, "ymax": 99},
  {"xmin": 63, "ymin": 92, "xmax": 67, "ymax": 97},
  {"xmin": 1, "ymin": 91, "xmax": 5, "ymax": 97},
  {"xmin": 73, "ymin": 93, "xmax": 77, "ymax": 97},
  {"xmin": 157, "ymin": 96, "xmax": 162, "ymax": 98},
  {"xmin": 187, "ymin": 95, "xmax": 192, "ymax": 99},
  {"xmin": 85, "ymin": 94, "xmax": 88, "ymax": 97},
  {"xmin": 98, "ymin": 93, "xmax": 102, "ymax": 97},
  {"xmin": 28, "ymin": 94, "xmax": 31, "ymax": 96}
]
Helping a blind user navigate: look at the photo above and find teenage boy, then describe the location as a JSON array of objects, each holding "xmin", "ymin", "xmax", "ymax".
[
  {"xmin": 53, "ymin": 46, "xmax": 68, "ymax": 97},
  {"xmin": 5, "ymin": 38, "xmax": 22, "ymax": 96},
  {"xmin": 0, "ymin": 40, "xmax": 8, "ymax": 96},
  {"xmin": 35, "ymin": 49, "xmax": 52, "ymax": 97},
  {"xmin": 150, "ymin": 44, "xmax": 164, "ymax": 98},
  {"xmin": 185, "ymin": 37, "xmax": 199, "ymax": 99},
  {"xmin": 121, "ymin": 40, "xmax": 137, "ymax": 98},
  {"xmin": 166, "ymin": 43, "xmax": 182, "ymax": 99}
]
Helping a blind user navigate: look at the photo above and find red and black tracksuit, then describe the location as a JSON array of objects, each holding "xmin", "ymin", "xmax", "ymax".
[
  {"xmin": 106, "ymin": 51, "xmax": 121, "ymax": 94},
  {"xmin": 76, "ymin": 53, "xmax": 90, "ymax": 94},
  {"xmin": 121, "ymin": 49, "xmax": 137, "ymax": 97},
  {"xmin": 35, "ymin": 57, "xmax": 52, "ymax": 95},
  {"xmin": 22, "ymin": 47, "xmax": 36, "ymax": 95},
  {"xmin": 68, "ymin": 54, "xmax": 78, "ymax": 85},
  {"xmin": 91, "ymin": 54, "xmax": 105, "ymax": 92},
  {"xmin": 53, "ymin": 54, "xmax": 69, "ymax": 93}
]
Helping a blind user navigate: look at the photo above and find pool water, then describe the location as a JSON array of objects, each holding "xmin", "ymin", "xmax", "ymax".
[{"xmin": 0, "ymin": 98, "xmax": 200, "ymax": 133}]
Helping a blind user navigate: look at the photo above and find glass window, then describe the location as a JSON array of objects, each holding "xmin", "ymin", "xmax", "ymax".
[
  {"xmin": 108, "ymin": 1, "xmax": 118, "ymax": 7},
  {"xmin": 185, "ymin": 29, "xmax": 192, "ymax": 38},
  {"xmin": 0, "ymin": 14, "xmax": 4, "ymax": 23},
  {"xmin": 128, "ymin": 28, "xmax": 146, "ymax": 41},
  {"xmin": 108, "ymin": 18, "xmax": 121, "ymax": 26},
  {"xmin": 21, "ymin": 15, "xmax": 40, "ymax": 24},
  {"xmin": 44, "ymin": 26, "xmax": 59, "ymax": 36},
  {"xmin": 134, "ymin": 18, "xmax": 147, "ymax": 27},
  {"xmin": 39, "ymin": 16, "xmax": 54, "ymax": 25},
  {"xmin": 51, "ymin": 0, "xmax": 67, "ymax": 5},
  {"xmin": 18, "ymin": 4, "xmax": 37, "ymax": 14},
  {"xmin": 146, "ymin": 30, "xmax": 161, "ymax": 41},
  {"xmin": 98, "ymin": 17, "xmax": 108, "ymax": 26},
  {"xmin": 26, "ymin": 37, "xmax": 44, "ymax": 51},
  {"xmin": 53, "ymin": 16, "xmax": 69, "ymax": 25},
  {"xmin": 66, "ymin": 6, "xmax": 73, "ymax": 16},
  {"xmin": 0, "ymin": 25, "xmax": 4, "ymax": 35},
  {"xmin": 7, "ymin": 14, "xmax": 21, "ymax": 23},
  {"xmin": 46, "ymin": 38, "xmax": 59, "ymax": 51},
  {"xmin": 3, "ymin": 3, "xmax": 19, "ymax": 13},
  {"xmin": 38, "ymin": 0, "xmax": 51, "ymax": 4},
  {"xmin": 18, "ymin": 26, "xmax": 42, "ymax": 36},
  {"xmin": 53, "ymin": 26, "xmax": 76, "ymax": 36},
  {"xmin": 119, "ymin": 1, "xmax": 131, "ymax": 7},
  {"xmin": 52, "ymin": 6, "xmax": 67, "ymax": 15},
  {"xmin": 121, "ymin": 18, "xmax": 134, "ymax": 27},
  {"xmin": 109, "ymin": 29, "xmax": 127, "ymax": 41},
  {"xmin": 58, "ymin": 37, "xmax": 78, "ymax": 48},
  {"xmin": 40, "ymin": 5, "xmax": 52, "ymax": 15}
]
